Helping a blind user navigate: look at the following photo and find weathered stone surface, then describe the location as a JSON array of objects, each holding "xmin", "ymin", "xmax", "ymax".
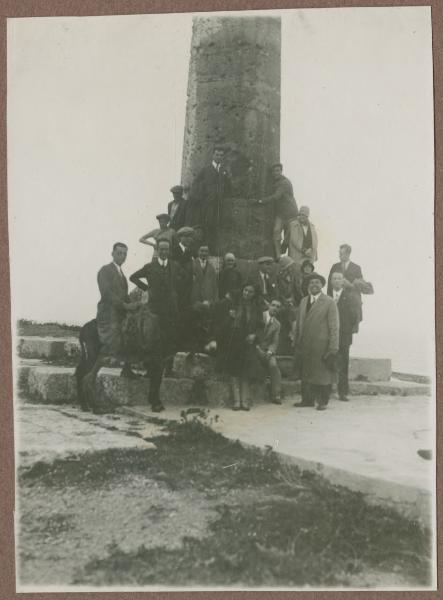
[
  {"xmin": 172, "ymin": 352, "xmax": 215, "ymax": 379},
  {"xmin": 349, "ymin": 357, "xmax": 392, "ymax": 382},
  {"xmin": 182, "ymin": 16, "xmax": 281, "ymax": 258},
  {"xmin": 27, "ymin": 366, "xmax": 77, "ymax": 404},
  {"xmin": 18, "ymin": 336, "xmax": 80, "ymax": 360}
]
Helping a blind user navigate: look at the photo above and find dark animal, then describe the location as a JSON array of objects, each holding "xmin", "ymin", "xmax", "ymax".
[{"xmin": 75, "ymin": 319, "xmax": 101, "ymax": 411}]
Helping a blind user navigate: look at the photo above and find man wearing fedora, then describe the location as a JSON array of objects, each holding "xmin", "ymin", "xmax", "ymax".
[{"xmin": 294, "ymin": 272, "xmax": 339, "ymax": 410}]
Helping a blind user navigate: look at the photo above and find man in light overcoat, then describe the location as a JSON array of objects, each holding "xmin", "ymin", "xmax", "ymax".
[{"xmin": 294, "ymin": 272, "xmax": 339, "ymax": 410}]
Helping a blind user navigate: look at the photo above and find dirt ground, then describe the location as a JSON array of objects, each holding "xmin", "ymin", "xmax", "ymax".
[{"xmin": 17, "ymin": 411, "xmax": 433, "ymax": 590}]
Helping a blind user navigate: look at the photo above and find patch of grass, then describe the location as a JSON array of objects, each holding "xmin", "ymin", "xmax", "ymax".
[
  {"xmin": 20, "ymin": 419, "xmax": 432, "ymax": 587},
  {"xmin": 18, "ymin": 319, "xmax": 81, "ymax": 338}
]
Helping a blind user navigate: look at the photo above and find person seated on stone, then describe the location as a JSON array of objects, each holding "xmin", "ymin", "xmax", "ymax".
[
  {"xmin": 276, "ymin": 256, "xmax": 299, "ymax": 354},
  {"xmin": 287, "ymin": 206, "xmax": 318, "ymax": 266},
  {"xmin": 248, "ymin": 256, "xmax": 278, "ymax": 310},
  {"xmin": 256, "ymin": 299, "xmax": 283, "ymax": 405},
  {"xmin": 168, "ymin": 185, "xmax": 188, "ymax": 231},
  {"xmin": 254, "ymin": 163, "xmax": 298, "ymax": 261},
  {"xmin": 80, "ymin": 243, "xmax": 141, "ymax": 414},
  {"xmin": 218, "ymin": 252, "xmax": 242, "ymax": 300},
  {"xmin": 215, "ymin": 283, "xmax": 265, "ymax": 411}
]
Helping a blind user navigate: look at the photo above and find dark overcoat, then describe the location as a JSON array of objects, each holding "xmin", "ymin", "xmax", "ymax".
[
  {"xmin": 96, "ymin": 263, "xmax": 129, "ymax": 355},
  {"xmin": 186, "ymin": 164, "xmax": 231, "ymax": 234},
  {"xmin": 295, "ymin": 293, "xmax": 339, "ymax": 385}
]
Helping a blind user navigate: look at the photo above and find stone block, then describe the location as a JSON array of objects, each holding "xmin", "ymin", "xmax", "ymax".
[
  {"xmin": 18, "ymin": 336, "xmax": 80, "ymax": 360},
  {"xmin": 349, "ymin": 357, "xmax": 392, "ymax": 382},
  {"xmin": 172, "ymin": 352, "xmax": 215, "ymax": 379},
  {"xmin": 27, "ymin": 366, "xmax": 77, "ymax": 404}
]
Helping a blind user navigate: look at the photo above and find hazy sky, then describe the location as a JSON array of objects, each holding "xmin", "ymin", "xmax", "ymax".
[{"xmin": 7, "ymin": 7, "xmax": 434, "ymax": 372}]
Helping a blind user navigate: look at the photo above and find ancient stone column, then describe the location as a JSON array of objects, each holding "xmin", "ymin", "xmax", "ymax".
[{"xmin": 181, "ymin": 16, "xmax": 281, "ymax": 259}]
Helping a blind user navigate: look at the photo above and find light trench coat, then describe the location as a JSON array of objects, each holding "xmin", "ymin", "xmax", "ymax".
[{"xmin": 295, "ymin": 292, "xmax": 339, "ymax": 385}]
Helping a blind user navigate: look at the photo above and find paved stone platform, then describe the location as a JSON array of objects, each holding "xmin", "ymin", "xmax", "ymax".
[
  {"xmin": 121, "ymin": 395, "xmax": 434, "ymax": 525},
  {"xmin": 16, "ymin": 404, "xmax": 163, "ymax": 468}
]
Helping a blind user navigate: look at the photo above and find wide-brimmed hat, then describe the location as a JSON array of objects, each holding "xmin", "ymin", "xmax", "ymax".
[
  {"xmin": 156, "ymin": 213, "xmax": 170, "ymax": 220},
  {"xmin": 305, "ymin": 272, "xmax": 326, "ymax": 287}
]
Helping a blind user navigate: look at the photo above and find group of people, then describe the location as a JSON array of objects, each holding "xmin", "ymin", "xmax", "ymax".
[{"xmin": 77, "ymin": 148, "xmax": 373, "ymax": 414}]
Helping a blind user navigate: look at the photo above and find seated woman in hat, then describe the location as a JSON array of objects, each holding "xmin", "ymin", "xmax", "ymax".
[{"xmin": 139, "ymin": 213, "xmax": 176, "ymax": 258}]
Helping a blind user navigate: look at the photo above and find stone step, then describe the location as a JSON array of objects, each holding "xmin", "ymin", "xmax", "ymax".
[
  {"xmin": 17, "ymin": 361, "xmax": 430, "ymax": 408},
  {"xmin": 17, "ymin": 337, "xmax": 393, "ymax": 384}
]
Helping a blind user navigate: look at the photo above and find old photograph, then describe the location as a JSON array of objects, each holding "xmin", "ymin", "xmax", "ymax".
[{"xmin": 7, "ymin": 5, "xmax": 435, "ymax": 591}]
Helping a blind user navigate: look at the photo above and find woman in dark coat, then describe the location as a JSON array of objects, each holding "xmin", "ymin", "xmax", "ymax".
[{"xmin": 214, "ymin": 284, "xmax": 264, "ymax": 411}]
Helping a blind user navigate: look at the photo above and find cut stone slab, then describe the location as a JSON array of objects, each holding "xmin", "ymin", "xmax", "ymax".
[
  {"xmin": 17, "ymin": 404, "xmax": 157, "ymax": 469},
  {"xmin": 18, "ymin": 362, "xmax": 431, "ymax": 408},
  {"xmin": 121, "ymin": 396, "xmax": 434, "ymax": 526},
  {"xmin": 349, "ymin": 357, "xmax": 392, "ymax": 382},
  {"xmin": 18, "ymin": 336, "xmax": 80, "ymax": 360}
]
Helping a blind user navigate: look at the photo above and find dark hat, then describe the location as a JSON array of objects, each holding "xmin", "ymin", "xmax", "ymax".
[
  {"xmin": 170, "ymin": 185, "xmax": 184, "ymax": 194},
  {"xmin": 301, "ymin": 259, "xmax": 315, "ymax": 272},
  {"xmin": 156, "ymin": 213, "xmax": 170, "ymax": 220},
  {"xmin": 271, "ymin": 162, "xmax": 283, "ymax": 170},
  {"xmin": 176, "ymin": 226, "xmax": 194, "ymax": 237},
  {"xmin": 257, "ymin": 256, "xmax": 274, "ymax": 265},
  {"xmin": 305, "ymin": 272, "xmax": 326, "ymax": 287}
]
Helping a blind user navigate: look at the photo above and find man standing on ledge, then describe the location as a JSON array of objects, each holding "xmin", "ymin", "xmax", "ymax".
[
  {"xmin": 294, "ymin": 272, "xmax": 339, "ymax": 411},
  {"xmin": 168, "ymin": 185, "xmax": 188, "ymax": 231},
  {"xmin": 186, "ymin": 145, "xmax": 231, "ymax": 254},
  {"xmin": 287, "ymin": 206, "xmax": 318, "ymax": 266},
  {"xmin": 255, "ymin": 163, "xmax": 298, "ymax": 260}
]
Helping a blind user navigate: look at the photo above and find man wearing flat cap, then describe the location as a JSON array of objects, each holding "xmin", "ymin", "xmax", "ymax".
[
  {"xmin": 287, "ymin": 205, "xmax": 318, "ymax": 266},
  {"xmin": 168, "ymin": 185, "xmax": 188, "ymax": 231},
  {"xmin": 294, "ymin": 272, "xmax": 339, "ymax": 410},
  {"xmin": 139, "ymin": 213, "xmax": 176, "ymax": 258},
  {"xmin": 248, "ymin": 256, "xmax": 278, "ymax": 309},
  {"xmin": 185, "ymin": 145, "xmax": 231, "ymax": 254},
  {"xmin": 255, "ymin": 163, "xmax": 298, "ymax": 261}
]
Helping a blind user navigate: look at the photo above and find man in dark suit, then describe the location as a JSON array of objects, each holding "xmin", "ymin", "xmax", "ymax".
[
  {"xmin": 329, "ymin": 271, "xmax": 361, "ymax": 402},
  {"xmin": 130, "ymin": 239, "xmax": 183, "ymax": 394},
  {"xmin": 248, "ymin": 256, "xmax": 279, "ymax": 309},
  {"xmin": 327, "ymin": 244, "xmax": 373, "ymax": 330},
  {"xmin": 256, "ymin": 299, "xmax": 283, "ymax": 404},
  {"xmin": 186, "ymin": 146, "xmax": 231, "ymax": 254},
  {"xmin": 168, "ymin": 185, "xmax": 188, "ymax": 231},
  {"xmin": 81, "ymin": 243, "xmax": 139, "ymax": 413}
]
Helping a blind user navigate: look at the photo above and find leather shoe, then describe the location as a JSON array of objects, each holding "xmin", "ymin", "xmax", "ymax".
[
  {"xmin": 271, "ymin": 398, "xmax": 282, "ymax": 405},
  {"xmin": 293, "ymin": 401, "xmax": 314, "ymax": 408},
  {"xmin": 151, "ymin": 404, "xmax": 165, "ymax": 413},
  {"xmin": 339, "ymin": 396, "xmax": 349, "ymax": 402}
]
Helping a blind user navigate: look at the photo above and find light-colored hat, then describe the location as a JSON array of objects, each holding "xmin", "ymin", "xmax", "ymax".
[
  {"xmin": 257, "ymin": 256, "xmax": 274, "ymax": 265},
  {"xmin": 176, "ymin": 226, "xmax": 194, "ymax": 237},
  {"xmin": 299, "ymin": 206, "xmax": 310, "ymax": 217},
  {"xmin": 278, "ymin": 256, "xmax": 295, "ymax": 270}
]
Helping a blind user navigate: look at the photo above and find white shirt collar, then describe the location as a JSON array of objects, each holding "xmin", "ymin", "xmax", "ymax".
[
  {"xmin": 179, "ymin": 242, "xmax": 186, "ymax": 252},
  {"xmin": 212, "ymin": 160, "xmax": 220, "ymax": 171},
  {"xmin": 333, "ymin": 288, "xmax": 343, "ymax": 300},
  {"xmin": 158, "ymin": 258, "xmax": 168, "ymax": 267},
  {"xmin": 199, "ymin": 258, "xmax": 207, "ymax": 267},
  {"xmin": 342, "ymin": 260, "xmax": 350, "ymax": 271},
  {"xmin": 113, "ymin": 262, "xmax": 123, "ymax": 276},
  {"xmin": 264, "ymin": 311, "xmax": 272, "ymax": 325},
  {"xmin": 310, "ymin": 292, "xmax": 320, "ymax": 303}
]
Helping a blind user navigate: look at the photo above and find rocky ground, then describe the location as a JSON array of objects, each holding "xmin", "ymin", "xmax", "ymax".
[{"xmin": 16, "ymin": 404, "xmax": 433, "ymax": 590}]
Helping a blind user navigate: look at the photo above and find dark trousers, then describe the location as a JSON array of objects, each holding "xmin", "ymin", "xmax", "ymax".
[
  {"xmin": 338, "ymin": 340, "xmax": 351, "ymax": 398},
  {"xmin": 147, "ymin": 356, "xmax": 163, "ymax": 408},
  {"xmin": 302, "ymin": 381, "xmax": 332, "ymax": 406}
]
